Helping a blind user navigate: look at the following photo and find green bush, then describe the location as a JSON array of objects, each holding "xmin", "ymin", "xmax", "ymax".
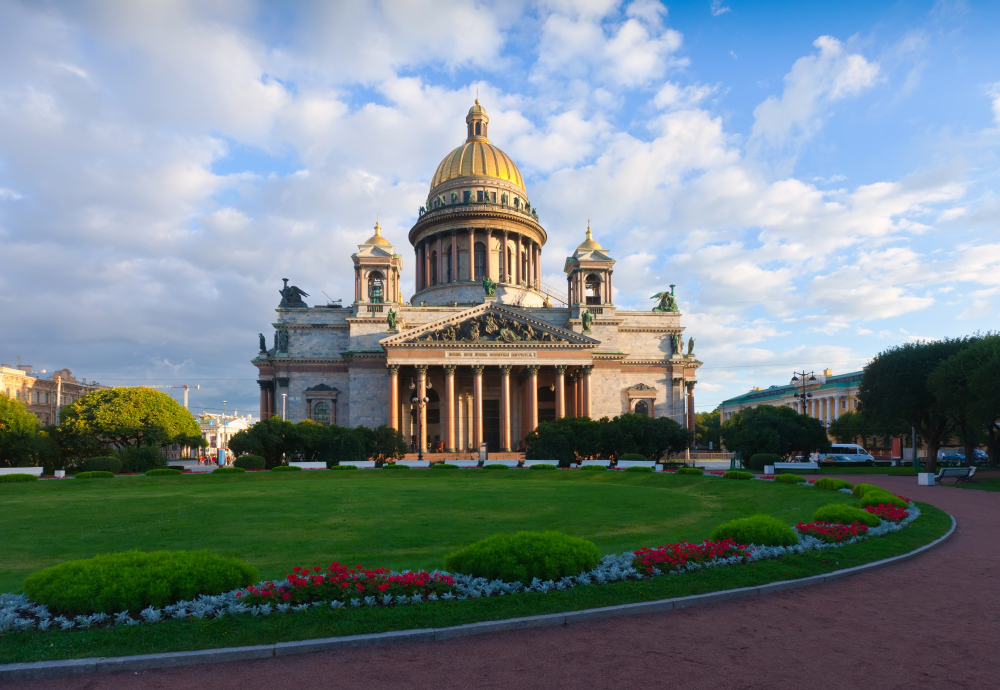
[
  {"xmin": 483, "ymin": 464, "xmax": 509, "ymax": 470},
  {"xmin": 812, "ymin": 504, "xmax": 881, "ymax": 527},
  {"xmin": 747, "ymin": 453, "xmax": 781, "ymax": 472},
  {"xmin": 328, "ymin": 465, "xmax": 358, "ymax": 471},
  {"xmin": 430, "ymin": 463, "xmax": 460, "ymax": 470},
  {"xmin": 709, "ymin": 515, "xmax": 799, "ymax": 547},
  {"xmin": 624, "ymin": 466, "xmax": 653, "ymax": 473},
  {"xmin": 859, "ymin": 490, "xmax": 908, "ymax": 509},
  {"xmin": 444, "ymin": 531, "xmax": 601, "ymax": 584},
  {"xmin": 233, "ymin": 455, "xmax": 266, "ymax": 470},
  {"xmin": 75, "ymin": 471, "xmax": 115, "ymax": 479},
  {"xmin": 113, "ymin": 445, "xmax": 167, "ymax": 473},
  {"xmin": 675, "ymin": 467, "xmax": 704, "ymax": 475},
  {"xmin": 852, "ymin": 483, "xmax": 880, "ymax": 498},
  {"xmin": 618, "ymin": 452, "xmax": 647, "ymax": 461},
  {"xmin": 23, "ymin": 550, "xmax": 258, "ymax": 616},
  {"xmin": 579, "ymin": 464, "xmax": 607, "ymax": 471},
  {"xmin": 211, "ymin": 466, "xmax": 245, "ymax": 474},
  {"xmin": 814, "ymin": 478, "xmax": 854, "ymax": 491},
  {"xmin": 82, "ymin": 457, "xmax": 122, "ymax": 474},
  {"xmin": 775, "ymin": 473, "xmax": 805, "ymax": 484},
  {"xmin": 144, "ymin": 468, "xmax": 182, "ymax": 476},
  {"xmin": 723, "ymin": 470, "xmax": 754, "ymax": 480},
  {"xmin": 528, "ymin": 463, "xmax": 557, "ymax": 470},
  {"xmin": 0, "ymin": 474, "xmax": 38, "ymax": 483},
  {"xmin": 271, "ymin": 465, "xmax": 303, "ymax": 472},
  {"xmin": 382, "ymin": 463, "xmax": 410, "ymax": 470}
]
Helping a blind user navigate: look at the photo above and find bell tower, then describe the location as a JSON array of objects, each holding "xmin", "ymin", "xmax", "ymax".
[
  {"xmin": 564, "ymin": 223, "xmax": 615, "ymax": 308},
  {"xmin": 352, "ymin": 220, "xmax": 403, "ymax": 309}
]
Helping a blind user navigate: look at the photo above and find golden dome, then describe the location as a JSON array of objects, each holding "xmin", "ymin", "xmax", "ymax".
[
  {"xmin": 364, "ymin": 220, "xmax": 392, "ymax": 246},
  {"xmin": 428, "ymin": 101, "xmax": 526, "ymax": 195},
  {"xmin": 575, "ymin": 223, "xmax": 603, "ymax": 252}
]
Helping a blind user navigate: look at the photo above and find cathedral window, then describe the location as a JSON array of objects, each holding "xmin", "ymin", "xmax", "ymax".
[
  {"xmin": 430, "ymin": 252, "xmax": 438, "ymax": 285},
  {"xmin": 463, "ymin": 190, "xmax": 471, "ymax": 203},
  {"xmin": 368, "ymin": 271, "xmax": 385, "ymax": 302},
  {"xmin": 634, "ymin": 400, "xmax": 650, "ymax": 417},
  {"xmin": 477, "ymin": 190, "xmax": 484, "ymax": 202},
  {"xmin": 312, "ymin": 401, "xmax": 332, "ymax": 426},
  {"xmin": 475, "ymin": 121, "xmax": 481, "ymax": 136},
  {"xmin": 585, "ymin": 274, "xmax": 602, "ymax": 305},
  {"xmin": 474, "ymin": 242, "xmax": 487, "ymax": 280},
  {"xmin": 445, "ymin": 249, "xmax": 453, "ymax": 282}
]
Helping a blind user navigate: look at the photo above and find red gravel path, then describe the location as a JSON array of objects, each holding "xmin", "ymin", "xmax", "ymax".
[{"xmin": 10, "ymin": 476, "xmax": 998, "ymax": 690}]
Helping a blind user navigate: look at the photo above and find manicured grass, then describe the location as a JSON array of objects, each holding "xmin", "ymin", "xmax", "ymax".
[
  {"xmin": 952, "ymin": 476, "xmax": 1000, "ymax": 492},
  {"xmin": 0, "ymin": 501, "xmax": 950, "ymax": 664},
  {"xmin": 0, "ymin": 471, "xmax": 854, "ymax": 595}
]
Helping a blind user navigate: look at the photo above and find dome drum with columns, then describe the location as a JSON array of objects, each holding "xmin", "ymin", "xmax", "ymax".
[{"xmin": 253, "ymin": 102, "xmax": 702, "ymax": 457}]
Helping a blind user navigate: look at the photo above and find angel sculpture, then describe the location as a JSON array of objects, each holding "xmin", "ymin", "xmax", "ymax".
[
  {"xmin": 278, "ymin": 278, "xmax": 309, "ymax": 308},
  {"xmin": 651, "ymin": 285, "xmax": 678, "ymax": 312}
]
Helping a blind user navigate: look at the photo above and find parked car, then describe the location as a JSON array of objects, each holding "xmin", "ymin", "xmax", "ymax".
[{"xmin": 938, "ymin": 448, "xmax": 989, "ymax": 466}]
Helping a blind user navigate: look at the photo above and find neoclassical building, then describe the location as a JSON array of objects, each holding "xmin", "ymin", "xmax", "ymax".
[
  {"xmin": 719, "ymin": 368, "xmax": 862, "ymax": 428},
  {"xmin": 253, "ymin": 101, "xmax": 701, "ymax": 454}
]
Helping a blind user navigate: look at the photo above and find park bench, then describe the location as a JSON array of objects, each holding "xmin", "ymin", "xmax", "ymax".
[
  {"xmin": 770, "ymin": 462, "xmax": 819, "ymax": 474},
  {"xmin": 0, "ymin": 467, "xmax": 43, "ymax": 477},
  {"xmin": 935, "ymin": 466, "xmax": 976, "ymax": 484}
]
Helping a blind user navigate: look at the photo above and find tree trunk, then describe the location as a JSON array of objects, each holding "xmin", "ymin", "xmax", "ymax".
[
  {"xmin": 989, "ymin": 423, "xmax": 999, "ymax": 468},
  {"xmin": 962, "ymin": 423, "xmax": 976, "ymax": 468}
]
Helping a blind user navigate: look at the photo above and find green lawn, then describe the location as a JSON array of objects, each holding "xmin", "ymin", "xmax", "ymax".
[
  {"xmin": 0, "ymin": 470, "xmax": 856, "ymax": 593},
  {"xmin": 953, "ymin": 476, "xmax": 1000, "ymax": 492}
]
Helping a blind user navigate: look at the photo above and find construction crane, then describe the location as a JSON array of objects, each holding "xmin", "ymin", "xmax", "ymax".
[{"xmin": 145, "ymin": 384, "xmax": 200, "ymax": 409}]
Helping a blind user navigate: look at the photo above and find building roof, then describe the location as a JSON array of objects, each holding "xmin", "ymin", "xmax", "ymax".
[{"xmin": 720, "ymin": 370, "xmax": 863, "ymax": 407}]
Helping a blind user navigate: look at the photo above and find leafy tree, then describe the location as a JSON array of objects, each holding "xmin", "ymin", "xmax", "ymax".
[
  {"xmin": 929, "ymin": 334, "xmax": 1000, "ymax": 467},
  {"xmin": 859, "ymin": 338, "xmax": 970, "ymax": 473},
  {"xmin": 59, "ymin": 387, "xmax": 202, "ymax": 451},
  {"xmin": 695, "ymin": 411, "xmax": 721, "ymax": 449},
  {"xmin": 0, "ymin": 395, "xmax": 42, "ymax": 467},
  {"xmin": 227, "ymin": 416, "xmax": 300, "ymax": 468},
  {"xmin": 720, "ymin": 405, "xmax": 829, "ymax": 461},
  {"xmin": 526, "ymin": 415, "xmax": 690, "ymax": 464},
  {"xmin": 356, "ymin": 425, "xmax": 407, "ymax": 466}
]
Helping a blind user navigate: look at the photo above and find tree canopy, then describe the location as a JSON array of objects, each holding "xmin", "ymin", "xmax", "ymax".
[
  {"xmin": 695, "ymin": 411, "xmax": 721, "ymax": 448},
  {"xmin": 59, "ymin": 387, "xmax": 202, "ymax": 451},
  {"xmin": 227, "ymin": 417, "xmax": 405, "ymax": 468},
  {"xmin": 720, "ymin": 405, "xmax": 829, "ymax": 461},
  {"xmin": 0, "ymin": 395, "xmax": 42, "ymax": 467},
  {"xmin": 525, "ymin": 414, "xmax": 691, "ymax": 463}
]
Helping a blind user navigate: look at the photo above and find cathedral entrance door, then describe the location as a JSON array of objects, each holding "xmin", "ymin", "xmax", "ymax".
[{"xmin": 482, "ymin": 399, "xmax": 501, "ymax": 452}]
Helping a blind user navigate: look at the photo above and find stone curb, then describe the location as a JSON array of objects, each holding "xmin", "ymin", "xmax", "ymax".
[{"xmin": 0, "ymin": 514, "xmax": 956, "ymax": 682}]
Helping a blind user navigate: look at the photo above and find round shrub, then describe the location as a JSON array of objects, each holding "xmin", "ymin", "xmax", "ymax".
[
  {"xmin": 328, "ymin": 464, "xmax": 358, "ymax": 471},
  {"xmin": 82, "ymin": 457, "xmax": 123, "ymax": 474},
  {"xmin": 579, "ymin": 464, "xmax": 607, "ymax": 471},
  {"xmin": 723, "ymin": 470, "xmax": 754, "ymax": 480},
  {"xmin": 271, "ymin": 465, "xmax": 303, "ymax": 472},
  {"xmin": 709, "ymin": 515, "xmax": 799, "ymax": 547},
  {"xmin": 618, "ymin": 453, "xmax": 647, "ymax": 461},
  {"xmin": 431, "ymin": 463, "xmax": 460, "ymax": 470},
  {"xmin": 528, "ymin": 463, "xmax": 557, "ymax": 470},
  {"xmin": 211, "ymin": 466, "xmax": 245, "ymax": 474},
  {"xmin": 75, "ymin": 471, "xmax": 115, "ymax": 479},
  {"xmin": 746, "ymin": 453, "xmax": 781, "ymax": 472},
  {"xmin": 483, "ymin": 464, "xmax": 509, "ymax": 470},
  {"xmin": 812, "ymin": 504, "xmax": 881, "ymax": 527},
  {"xmin": 0, "ymin": 474, "xmax": 38, "ymax": 483},
  {"xmin": 145, "ymin": 468, "xmax": 182, "ymax": 476},
  {"xmin": 233, "ymin": 455, "xmax": 266, "ymax": 470},
  {"xmin": 23, "ymin": 550, "xmax": 258, "ymax": 616},
  {"xmin": 859, "ymin": 490, "xmax": 908, "ymax": 509},
  {"xmin": 113, "ymin": 445, "xmax": 167, "ymax": 474},
  {"xmin": 444, "ymin": 531, "xmax": 600, "ymax": 584},
  {"xmin": 852, "ymin": 483, "xmax": 880, "ymax": 498},
  {"xmin": 625, "ymin": 466, "xmax": 653, "ymax": 473},
  {"xmin": 675, "ymin": 467, "xmax": 704, "ymax": 476},
  {"xmin": 382, "ymin": 463, "xmax": 410, "ymax": 470},
  {"xmin": 775, "ymin": 474, "xmax": 805, "ymax": 484},
  {"xmin": 814, "ymin": 478, "xmax": 854, "ymax": 491}
]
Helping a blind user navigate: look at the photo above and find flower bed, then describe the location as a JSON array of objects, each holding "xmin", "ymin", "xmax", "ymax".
[
  {"xmin": 865, "ymin": 504, "xmax": 909, "ymax": 522},
  {"xmin": 633, "ymin": 540, "xmax": 748, "ymax": 575},
  {"xmin": 795, "ymin": 521, "xmax": 868, "ymax": 543}
]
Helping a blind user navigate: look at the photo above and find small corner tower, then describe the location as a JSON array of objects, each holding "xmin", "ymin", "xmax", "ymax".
[
  {"xmin": 564, "ymin": 223, "xmax": 615, "ymax": 308},
  {"xmin": 352, "ymin": 220, "xmax": 402, "ymax": 307}
]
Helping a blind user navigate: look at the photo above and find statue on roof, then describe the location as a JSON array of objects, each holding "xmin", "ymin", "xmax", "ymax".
[
  {"xmin": 582, "ymin": 309, "xmax": 594, "ymax": 333},
  {"xmin": 279, "ymin": 278, "xmax": 309, "ymax": 308},
  {"xmin": 387, "ymin": 308, "xmax": 397, "ymax": 332},
  {"xmin": 651, "ymin": 284, "xmax": 679, "ymax": 312},
  {"xmin": 687, "ymin": 337, "xmax": 695, "ymax": 355},
  {"xmin": 258, "ymin": 333, "xmax": 267, "ymax": 353},
  {"xmin": 671, "ymin": 333, "xmax": 682, "ymax": 354},
  {"xmin": 483, "ymin": 275, "xmax": 497, "ymax": 297}
]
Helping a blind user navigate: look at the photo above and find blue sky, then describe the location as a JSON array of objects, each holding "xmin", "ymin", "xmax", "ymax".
[{"xmin": 0, "ymin": 0, "xmax": 998, "ymax": 417}]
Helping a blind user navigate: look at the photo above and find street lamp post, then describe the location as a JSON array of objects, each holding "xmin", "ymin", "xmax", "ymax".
[
  {"xmin": 282, "ymin": 393, "xmax": 287, "ymax": 421},
  {"xmin": 790, "ymin": 371, "xmax": 817, "ymax": 418},
  {"xmin": 410, "ymin": 394, "xmax": 430, "ymax": 462}
]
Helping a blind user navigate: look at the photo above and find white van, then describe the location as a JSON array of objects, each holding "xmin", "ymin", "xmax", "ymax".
[{"xmin": 825, "ymin": 444, "xmax": 875, "ymax": 463}]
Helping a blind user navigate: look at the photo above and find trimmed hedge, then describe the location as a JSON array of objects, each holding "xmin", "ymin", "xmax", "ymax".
[
  {"xmin": 723, "ymin": 470, "xmax": 754, "ymax": 480},
  {"xmin": 444, "ymin": 531, "xmax": 601, "ymax": 584},
  {"xmin": 211, "ymin": 466, "xmax": 245, "ymax": 474},
  {"xmin": 483, "ymin": 464, "xmax": 509, "ymax": 470},
  {"xmin": 0, "ymin": 474, "xmax": 38, "ymax": 483},
  {"xmin": 382, "ymin": 463, "xmax": 410, "ymax": 470},
  {"xmin": 328, "ymin": 465, "xmax": 358, "ymax": 471},
  {"xmin": 578, "ymin": 465, "xmax": 607, "ymax": 471},
  {"xmin": 82, "ymin": 457, "xmax": 122, "ymax": 474},
  {"xmin": 747, "ymin": 453, "xmax": 781, "ymax": 472},
  {"xmin": 709, "ymin": 515, "xmax": 799, "ymax": 547},
  {"xmin": 813, "ymin": 504, "xmax": 882, "ymax": 527},
  {"xmin": 233, "ymin": 455, "xmax": 266, "ymax": 470},
  {"xmin": 144, "ymin": 469, "xmax": 182, "ymax": 476},
  {"xmin": 775, "ymin": 473, "xmax": 805, "ymax": 484},
  {"xmin": 813, "ymin": 478, "xmax": 854, "ymax": 491},
  {"xmin": 528, "ymin": 463, "xmax": 557, "ymax": 470},
  {"xmin": 75, "ymin": 471, "xmax": 115, "ymax": 479},
  {"xmin": 23, "ymin": 550, "xmax": 258, "ymax": 616},
  {"xmin": 271, "ymin": 465, "xmax": 303, "ymax": 472},
  {"xmin": 675, "ymin": 467, "xmax": 704, "ymax": 476},
  {"xmin": 624, "ymin": 466, "xmax": 653, "ymax": 473},
  {"xmin": 430, "ymin": 463, "xmax": 460, "ymax": 470},
  {"xmin": 852, "ymin": 483, "xmax": 880, "ymax": 498},
  {"xmin": 860, "ymin": 490, "xmax": 908, "ymax": 509},
  {"xmin": 618, "ymin": 453, "xmax": 647, "ymax": 461}
]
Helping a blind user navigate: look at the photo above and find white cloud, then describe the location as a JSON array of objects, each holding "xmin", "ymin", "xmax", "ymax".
[
  {"xmin": 989, "ymin": 82, "xmax": 1000, "ymax": 126},
  {"xmin": 710, "ymin": 1, "xmax": 731, "ymax": 17}
]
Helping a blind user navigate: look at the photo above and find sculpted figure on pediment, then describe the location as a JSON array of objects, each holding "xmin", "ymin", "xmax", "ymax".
[{"xmin": 410, "ymin": 311, "xmax": 573, "ymax": 344}]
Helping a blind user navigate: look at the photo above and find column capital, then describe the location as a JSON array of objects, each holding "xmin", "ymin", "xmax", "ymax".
[
  {"xmin": 499, "ymin": 364, "xmax": 512, "ymax": 375},
  {"xmin": 471, "ymin": 364, "xmax": 485, "ymax": 375},
  {"xmin": 443, "ymin": 364, "xmax": 457, "ymax": 374},
  {"xmin": 581, "ymin": 364, "xmax": 594, "ymax": 374},
  {"xmin": 554, "ymin": 365, "xmax": 567, "ymax": 374},
  {"xmin": 387, "ymin": 364, "xmax": 399, "ymax": 374},
  {"xmin": 257, "ymin": 380, "xmax": 274, "ymax": 391},
  {"xmin": 526, "ymin": 364, "xmax": 540, "ymax": 375},
  {"xmin": 415, "ymin": 364, "xmax": 428, "ymax": 375},
  {"xmin": 685, "ymin": 380, "xmax": 696, "ymax": 391}
]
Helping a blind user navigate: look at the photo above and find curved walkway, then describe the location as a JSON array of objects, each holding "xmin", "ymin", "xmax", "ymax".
[{"xmin": 11, "ymin": 476, "xmax": 998, "ymax": 689}]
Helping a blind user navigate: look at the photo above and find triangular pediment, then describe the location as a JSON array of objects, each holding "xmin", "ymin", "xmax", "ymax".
[
  {"xmin": 353, "ymin": 244, "xmax": 395, "ymax": 258},
  {"xmin": 381, "ymin": 304, "xmax": 598, "ymax": 348}
]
